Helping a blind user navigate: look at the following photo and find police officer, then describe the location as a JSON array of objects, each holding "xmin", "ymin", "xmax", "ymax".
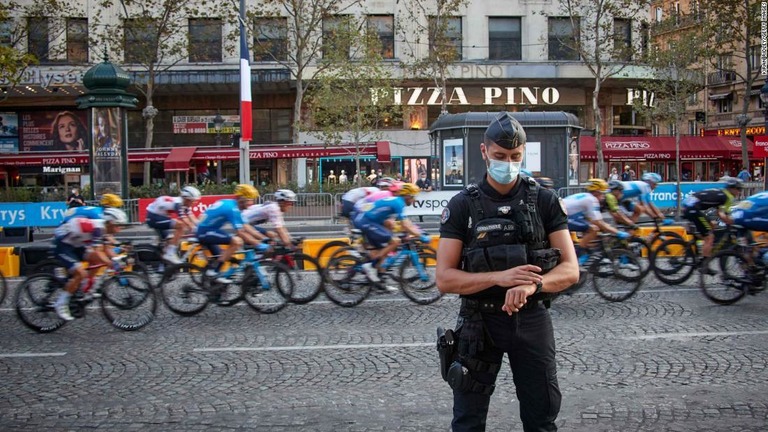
[{"xmin": 436, "ymin": 112, "xmax": 579, "ymax": 431}]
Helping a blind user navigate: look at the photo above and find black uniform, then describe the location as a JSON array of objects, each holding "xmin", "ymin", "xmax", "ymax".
[
  {"xmin": 682, "ymin": 188, "xmax": 733, "ymax": 236},
  {"xmin": 440, "ymin": 174, "xmax": 568, "ymax": 432}
]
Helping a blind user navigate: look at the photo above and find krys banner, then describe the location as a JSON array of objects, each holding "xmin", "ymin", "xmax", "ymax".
[{"xmin": 0, "ymin": 202, "xmax": 68, "ymax": 227}]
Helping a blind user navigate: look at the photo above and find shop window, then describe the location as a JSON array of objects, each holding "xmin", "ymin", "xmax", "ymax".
[
  {"xmin": 668, "ymin": 123, "xmax": 677, "ymax": 136},
  {"xmin": 429, "ymin": 16, "xmax": 462, "ymax": 61},
  {"xmin": 613, "ymin": 18, "xmax": 631, "ymax": 61},
  {"xmin": 67, "ymin": 18, "xmax": 88, "ymax": 64},
  {"xmin": 548, "ymin": 17, "xmax": 579, "ymax": 61},
  {"xmin": 708, "ymin": 161, "xmax": 720, "ymax": 180},
  {"xmin": 28, "ymin": 18, "xmax": 49, "ymax": 62},
  {"xmin": 188, "ymin": 18, "xmax": 222, "ymax": 63},
  {"xmin": 253, "ymin": 17, "xmax": 287, "ymax": 61},
  {"xmin": 367, "ymin": 15, "xmax": 394, "ymax": 59},
  {"xmin": 667, "ymin": 162, "xmax": 678, "ymax": 181},
  {"xmin": 488, "ymin": 17, "xmax": 521, "ymax": 60},
  {"xmin": 124, "ymin": 19, "xmax": 158, "ymax": 64}
]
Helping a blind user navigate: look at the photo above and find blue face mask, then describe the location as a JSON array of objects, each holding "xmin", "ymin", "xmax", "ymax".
[{"xmin": 487, "ymin": 158, "xmax": 522, "ymax": 184}]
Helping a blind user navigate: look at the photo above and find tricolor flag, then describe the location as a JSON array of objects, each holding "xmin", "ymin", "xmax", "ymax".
[{"xmin": 239, "ymin": 1, "xmax": 252, "ymax": 142}]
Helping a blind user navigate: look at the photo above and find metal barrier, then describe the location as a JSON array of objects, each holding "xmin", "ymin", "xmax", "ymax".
[
  {"xmin": 85, "ymin": 199, "xmax": 142, "ymax": 225},
  {"xmin": 260, "ymin": 193, "xmax": 335, "ymax": 222},
  {"xmin": 557, "ymin": 186, "xmax": 586, "ymax": 197}
]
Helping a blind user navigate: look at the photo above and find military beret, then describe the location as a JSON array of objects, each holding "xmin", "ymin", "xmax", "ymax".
[{"xmin": 484, "ymin": 112, "xmax": 527, "ymax": 149}]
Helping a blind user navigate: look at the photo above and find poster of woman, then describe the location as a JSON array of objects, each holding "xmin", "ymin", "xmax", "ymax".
[
  {"xmin": 19, "ymin": 110, "xmax": 89, "ymax": 152},
  {"xmin": 91, "ymin": 107, "xmax": 123, "ymax": 197}
]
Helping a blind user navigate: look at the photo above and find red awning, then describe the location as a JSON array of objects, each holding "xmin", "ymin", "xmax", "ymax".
[
  {"xmin": 164, "ymin": 146, "xmax": 197, "ymax": 172},
  {"xmin": 376, "ymin": 141, "xmax": 391, "ymax": 163},
  {"xmin": 579, "ymin": 136, "xmax": 754, "ymax": 161}
]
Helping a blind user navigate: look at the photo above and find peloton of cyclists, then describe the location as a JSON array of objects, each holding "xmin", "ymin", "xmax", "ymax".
[
  {"xmin": 52, "ymin": 208, "xmax": 130, "ymax": 321},
  {"xmin": 681, "ymin": 177, "xmax": 743, "ymax": 273},
  {"xmin": 563, "ymin": 178, "xmax": 629, "ymax": 265},
  {"xmin": 144, "ymin": 186, "xmax": 202, "ymax": 264}
]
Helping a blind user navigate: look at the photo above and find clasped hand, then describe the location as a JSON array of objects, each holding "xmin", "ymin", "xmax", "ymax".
[{"xmin": 495, "ymin": 264, "xmax": 542, "ymax": 315}]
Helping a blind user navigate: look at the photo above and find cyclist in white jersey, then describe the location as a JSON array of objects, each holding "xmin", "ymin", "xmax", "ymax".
[
  {"xmin": 564, "ymin": 178, "xmax": 628, "ymax": 265},
  {"xmin": 241, "ymin": 189, "xmax": 298, "ymax": 248},
  {"xmin": 145, "ymin": 186, "xmax": 201, "ymax": 264}
]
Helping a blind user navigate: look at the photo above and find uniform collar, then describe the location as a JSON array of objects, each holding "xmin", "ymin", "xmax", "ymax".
[{"xmin": 478, "ymin": 174, "xmax": 524, "ymax": 199}]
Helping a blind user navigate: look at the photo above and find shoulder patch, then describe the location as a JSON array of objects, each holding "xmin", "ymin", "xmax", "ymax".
[
  {"xmin": 558, "ymin": 198, "xmax": 568, "ymax": 216},
  {"xmin": 440, "ymin": 208, "xmax": 450, "ymax": 224}
]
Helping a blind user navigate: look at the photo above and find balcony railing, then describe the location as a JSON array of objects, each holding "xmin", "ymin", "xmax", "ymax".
[
  {"xmin": 707, "ymin": 70, "xmax": 737, "ymax": 86},
  {"xmin": 650, "ymin": 12, "xmax": 703, "ymax": 35}
]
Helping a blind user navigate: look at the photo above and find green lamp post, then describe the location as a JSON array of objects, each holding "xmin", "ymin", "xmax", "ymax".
[{"xmin": 76, "ymin": 54, "xmax": 138, "ymax": 200}]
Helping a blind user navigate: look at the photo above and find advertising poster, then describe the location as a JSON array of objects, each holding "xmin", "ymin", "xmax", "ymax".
[
  {"xmin": 20, "ymin": 110, "xmax": 88, "ymax": 152},
  {"xmin": 0, "ymin": 112, "xmax": 19, "ymax": 153},
  {"xmin": 568, "ymin": 136, "xmax": 580, "ymax": 185},
  {"xmin": 404, "ymin": 157, "xmax": 428, "ymax": 183},
  {"xmin": 92, "ymin": 107, "xmax": 123, "ymax": 196},
  {"xmin": 443, "ymin": 138, "xmax": 464, "ymax": 186}
]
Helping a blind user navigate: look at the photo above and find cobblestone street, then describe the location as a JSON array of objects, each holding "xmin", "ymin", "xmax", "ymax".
[{"xmin": 1, "ymin": 277, "xmax": 767, "ymax": 431}]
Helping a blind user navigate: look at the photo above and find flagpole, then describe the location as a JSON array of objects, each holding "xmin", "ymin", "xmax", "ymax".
[{"xmin": 239, "ymin": 0, "xmax": 251, "ymax": 185}]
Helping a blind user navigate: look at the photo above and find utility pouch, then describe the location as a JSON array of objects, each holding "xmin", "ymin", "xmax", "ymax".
[
  {"xmin": 528, "ymin": 248, "xmax": 561, "ymax": 274},
  {"xmin": 464, "ymin": 244, "xmax": 528, "ymax": 273},
  {"xmin": 436, "ymin": 326, "xmax": 458, "ymax": 382},
  {"xmin": 447, "ymin": 361, "xmax": 496, "ymax": 396}
]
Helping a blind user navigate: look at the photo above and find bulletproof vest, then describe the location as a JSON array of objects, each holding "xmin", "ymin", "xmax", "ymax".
[{"xmin": 461, "ymin": 175, "xmax": 550, "ymax": 275}]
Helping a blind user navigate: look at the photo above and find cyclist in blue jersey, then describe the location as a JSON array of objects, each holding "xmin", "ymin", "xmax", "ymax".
[
  {"xmin": 61, "ymin": 193, "xmax": 124, "ymax": 223},
  {"xmin": 195, "ymin": 184, "xmax": 264, "ymax": 283},
  {"xmin": 620, "ymin": 172, "xmax": 667, "ymax": 222},
  {"xmin": 352, "ymin": 182, "xmax": 430, "ymax": 282}
]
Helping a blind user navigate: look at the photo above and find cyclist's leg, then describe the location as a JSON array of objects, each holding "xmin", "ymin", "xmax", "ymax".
[
  {"xmin": 568, "ymin": 218, "xmax": 594, "ymax": 250},
  {"xmin": 197, "ymin": 229, "xmax": 230, "ymax": 270},
  {"xmin": 52, "ymin": 242, "xmax": 87, "ymax": 319}
]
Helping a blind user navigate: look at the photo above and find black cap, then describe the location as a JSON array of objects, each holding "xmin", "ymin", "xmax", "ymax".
[{"xmin": 484, "ymin": 112, "xmax": 526, "ymax": 149}]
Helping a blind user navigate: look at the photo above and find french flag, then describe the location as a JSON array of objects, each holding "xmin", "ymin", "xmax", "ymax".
[{"xmin": 239, "ymin": 2, "xmax": 252, "ymax": 142}]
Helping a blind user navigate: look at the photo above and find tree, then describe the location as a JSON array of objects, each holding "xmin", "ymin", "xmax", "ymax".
[
  {"xmin": 634, "ymin": 30, "xmax": 706, "ymax": 216},
  {"xmin": 396, "ymin": 0, "xmax": 468, "ymax": 116},
  {"xmin": 0, "ymin": 1, "xmax": 76, "ymax": 103},
  {"xmin": 305, "ymin": 16, "xmax": 405, "ymax": 187},
  {"xmin": 553, "ymin": 0, "xmax": 652, "ymax": 179},
  {"xmin": 699, "ymin": 0, "xmax": 761, "ymax": 169},
  {"xmin": 92, "ymin": 0, "xmax": 215, "ymax": 185},
  {"xmin": 242, "ymin": 0, "xmax": 365, "ymax": 148}
]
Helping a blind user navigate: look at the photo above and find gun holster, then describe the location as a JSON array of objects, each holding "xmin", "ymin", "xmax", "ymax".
[{"xmin": 437, "ymin": 326, "xmax": 457, "ymax": 381}]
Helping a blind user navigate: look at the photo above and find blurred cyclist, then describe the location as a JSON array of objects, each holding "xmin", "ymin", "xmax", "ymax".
[
  {"xmin": 242, "ymin": 189, "xmax": 298, "ymax": 248},
  {"xmin": 145, "ymin": 186, "xmax": 202, "ymax": 264}
]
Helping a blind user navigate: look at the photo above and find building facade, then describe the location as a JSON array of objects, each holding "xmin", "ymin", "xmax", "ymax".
[{"xmin": 1, "ymin": 0, "xmax": 712, "ymax": 192}]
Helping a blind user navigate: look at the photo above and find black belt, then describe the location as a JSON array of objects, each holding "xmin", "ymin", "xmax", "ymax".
[{"xmin": 461, "ymin": 297, "xmax": 541, "ymax": 314}]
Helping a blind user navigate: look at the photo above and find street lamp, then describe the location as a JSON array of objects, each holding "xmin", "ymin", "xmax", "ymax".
[{"xmin": 213, "ymin": 111, "xmax": 224, "ymax": 146}]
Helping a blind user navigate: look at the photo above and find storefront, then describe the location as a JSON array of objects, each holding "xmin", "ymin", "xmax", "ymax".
[{"xmin": 578, "ymin": 135, "xmax": 757, "ymax": 182}]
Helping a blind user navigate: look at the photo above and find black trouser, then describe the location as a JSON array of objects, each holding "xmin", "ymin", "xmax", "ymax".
[{"xmin": 452, "ymin": 303, "xmax": 561, "ymax": 432}]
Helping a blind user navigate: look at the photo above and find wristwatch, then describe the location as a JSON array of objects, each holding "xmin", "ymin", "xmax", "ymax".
[{"xmin": 533, "ymin": 281, "xmax": 543, "ymax": 295}]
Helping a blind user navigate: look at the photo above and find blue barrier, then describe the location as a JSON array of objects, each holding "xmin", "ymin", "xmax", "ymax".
[
  {"xmin": 0, "ymin": 201, "xmax": 68, "ymax": 227},
  {"xmin": 649, "ymin": 182, "xmax": 723, "ymax": 208}
]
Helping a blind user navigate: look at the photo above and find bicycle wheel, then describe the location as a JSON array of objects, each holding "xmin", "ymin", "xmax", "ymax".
[
  {"xmin": 315, "ymin": 240, "xmax": 352, "ymax": 266},
  {"xmin": 323, "ymin": 255, "xmax": 372, "ymax": 307},
  {"xmin": 699, "ymin": 251, "xmax": 749, "ymax": 305},
  {"xmin": 0, "ymin": 270, "xmax": 6, "ymax": 306},
  {"xmin": 398, "ymin": 252, "xmax": 441, "ymax": 305},
  {"xmin": 132, "ymin": 246, "xmax": 165, "ymax": 286},
  {"xmin": 650, "ymin": 238, "xmax": 696, "ymax": 285},
  {"xmin": 591, "ymin": 249, "xmax": 644, "ymax": 302},
  {"xmin": 242, "ymin": 261, "xmax": 293, "ymax": 314},
  {"xmin": 625, "ymin": 237, "xmax": 652, "ymax": 278},
  {"xmin": 100, "ymin": 272, "xmax": 157, "ymax": 330},
  {"xmin": 200, "ymin": 266, "xmax": 244, "ymax": 307},
  {"xmin": 29, "ymin": 259, "xmax": 62, "ymax": 276},
  {"xmin": 160, "ymin": 263, "xmax": 208, "ymax": 316},
  {"xmin": 15, "ymin": 274, "xmax": 68, "ymax": 333},
  {"xmin": 282, "ymin": 252, "xmax": 325, "ymax": 304}
]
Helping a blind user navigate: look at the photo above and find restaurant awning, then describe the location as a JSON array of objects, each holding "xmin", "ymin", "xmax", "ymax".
[
  {"xmin": 163, "ymin": 146, "xmax": 197, "ymax": 172},
  {"xmin": 579, "ymin": 136, "xmax": 753, "ymax": 161},
  {"xmin": 709, "ymin": 92, "xmax": 733, "ymax": 100}
]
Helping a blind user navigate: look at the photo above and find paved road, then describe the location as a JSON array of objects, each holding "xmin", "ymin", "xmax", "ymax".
[{"xmin": 1, "ymin": 275, "xmax": 767, "ymax": 431}]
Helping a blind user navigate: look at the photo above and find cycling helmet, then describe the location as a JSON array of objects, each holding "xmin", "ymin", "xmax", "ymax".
[
  {"xmin": 536, "ymin": 177, "xmax": 554, "ymax": 189},
  {"xmin": 376, "ymin": 176, "xmax": 397, "ymax": 191},
  {"xmin": 585, "ymin": 178, "xmax": 609, "ymax": 192},
  {"xmin": 234, "ymin": 183, "xmax": 259, "ymax": 200},
  {"xmin": 641, "ymin": 172, "xmax": 662, "ymax": 184},
  {"xmin": 608, "ymin": 180, "xmax": 624, "ymax": 191},
  {"xmin": 102, "ymin": 207, "xmax": 128, "ymax": 225},
  {"xmin": 275, "ymin": 189, "xmax": 297, "ymax": 202},
  {"xmin": 100, "ymin": 193, "xmax": 123, "ymax": 208},
  {"xmin": 393, "ymin": 182, "xmax": 420, "ymax": 196},
  {"xmin": 724, "ymin": 177, "xmax": 744, "ymax": 189},
  {"xmin": 180, "ymin": 185, "xmax": 202, "ymax": 200}
]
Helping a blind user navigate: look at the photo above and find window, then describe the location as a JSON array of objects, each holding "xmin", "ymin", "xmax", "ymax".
[
  {"xmin": 367, "ymin": 15, "xmax": 394, "ymax": 59},
  {"xmin": 687, "ymin": 91, "xmax": 698, "ymax": 105},
  {"xmin": 488, "ymin": 17, "xmax": 521, "ymax": 60},
  {"xmin": 124, "ymin": 19, "xmax": 158, "ymax": 64},
  {"xmin": 651, "ymin": 123, "xmax": 660, "ymax": 136},
  {"xmin": 640, "ymin": 22, "xmax": 649, "ymax": 60},
  {"xmin": 613, "ymin": 18, "xmax": 632, "ymax": 61},
  {"xmin": 750, "ymin": 45, "xmax": 761, "ymax": 72},
  {"xmin": 716, "ymin": 97, "xmax": 732, "ymax": 113},
  {"xmin": 323, "ymin": 16, "xmax": 350, "ymax": 59},
  {"xmin": 668, "ymin": 123, "xmax": 677, "ymax": 136},
  {"xmin": 717, "ymin": 53, "xmax": 732, "ymax": 71},
  {"xmin": 28, "ymin": 18, "xmax": 49, "ymax": 62},
  {"xmin": 253, "ymin": 17, "xmax": 287, "ymax": 61},
  {"xmin": 428, "ymin": 16, "xmax": 462, "ymax": 61},
  {"xmin": 67, "ymin": 18, "xmax": 88, "ymax": 64},
  {"xmin": 688, "ymin": 119, "xmax": 698, "ymax": 136},
  {"xmin": 655, "ymin": 7, "xmax": 663, "ymax": 22},
  {"xmin": 548, "ymin": 17, "xmax": 579, "ymax": 61},
  {"xmin": 0, "ymin": 20, "xmax": 12, "ymax": 47},
  {"xmin": 188, "ymin": 19, "xmax": 221, "ymax": 62}
]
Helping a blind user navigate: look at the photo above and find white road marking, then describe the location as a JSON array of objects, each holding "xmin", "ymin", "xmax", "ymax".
[
  {"xmin": 194, "ymin": 342, "xmax": 433, "ymax": 353},
  {"xmin": 624, "ymin": 330, "xmax": 768, "ymax": 340},
  {"xmin": 0, "ymin": 352, "xmax": 67, "ymax": 358}
]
